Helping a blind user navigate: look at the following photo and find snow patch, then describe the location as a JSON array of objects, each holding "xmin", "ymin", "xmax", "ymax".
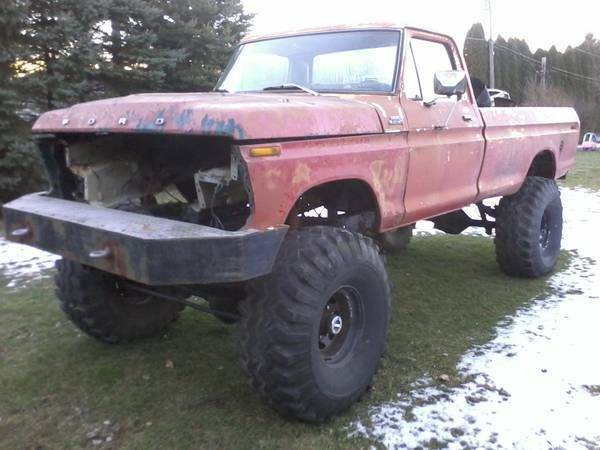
[
  {"xmin": 0, "ymin": 238, "xmax": 59, "ymax": 289},
  {"xmin": 351, "ymin": 188, "xmax": 600, "ymax": 449}
]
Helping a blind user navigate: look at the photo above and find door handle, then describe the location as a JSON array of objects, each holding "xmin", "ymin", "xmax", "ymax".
[{"xmin": 462, "ymin": 114, "xmax": 474, "ymax": 122}]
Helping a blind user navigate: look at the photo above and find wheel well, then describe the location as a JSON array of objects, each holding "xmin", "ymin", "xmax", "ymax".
[
  {"xmin": 285, "ymin": 179, "xmax": 380, "ymax": 232},
  {"xmin": 527, "ymin": 151, "xmax": 556, "ymax": 179}
]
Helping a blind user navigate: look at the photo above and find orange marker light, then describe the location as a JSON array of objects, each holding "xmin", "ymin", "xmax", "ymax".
[{"xmin": 249, "ymin": 146, "xmax": 281, "ymax": 157}]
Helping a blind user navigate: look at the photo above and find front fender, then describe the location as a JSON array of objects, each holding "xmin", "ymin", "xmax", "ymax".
[{"xmin": 239, "ymin": 134, "xmax": 410, "ymax": 232}]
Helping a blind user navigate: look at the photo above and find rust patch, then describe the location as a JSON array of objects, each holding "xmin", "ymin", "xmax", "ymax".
[
  {"xmin": 265, "ymin": 168, "xmax": 283, "ymax": 191},
  {"xmin": 292, "ymin": 163, "xmax": 311, "ymax": 186},
  {"xmin": 369, "ymin": 157, "xmax": 405, "ymax": 216}
]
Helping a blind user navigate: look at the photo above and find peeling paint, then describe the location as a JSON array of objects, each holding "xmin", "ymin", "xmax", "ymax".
[{"xmin": 200, "ymin": 114, "xmax": 247, "ymax": 139}]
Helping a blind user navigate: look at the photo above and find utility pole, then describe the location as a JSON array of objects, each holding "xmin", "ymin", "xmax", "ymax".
[
  {"xmin": 486, "ymin": 0, "xmax": 495, "ymax": 88},
  {"xmin": 540, "ymin": 56, "xmax": 547, "ymax": 89}
]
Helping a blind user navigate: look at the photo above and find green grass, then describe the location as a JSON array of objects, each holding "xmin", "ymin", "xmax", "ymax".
[
  {"xmin": 560, "ymin": 151, "xmax": 600, "ymax": 191},
  {"xmin": 0, "ymin": 235, "xmax": 568, "ymax": 449}
]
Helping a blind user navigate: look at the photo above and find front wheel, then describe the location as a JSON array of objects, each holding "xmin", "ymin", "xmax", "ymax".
[
  {"xmin": 239, "ymin": 227, "xmax": 391, "ymax": 422},
  {"xmin": 55, "ymin": 260, "xmax": 184, "ymax": 344},
  {"xmin": 494, "ymin": 176, "xmax": 563, "ymax": 278}
]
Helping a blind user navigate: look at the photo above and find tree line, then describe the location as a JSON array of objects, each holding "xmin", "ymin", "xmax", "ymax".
[
  {"xmin": 0, "ymin": 0, "xmax": 251, "ymax": 204},
  {"xmin": 464, "ymin": 23, "xmax": 600, "ymax": 133}
]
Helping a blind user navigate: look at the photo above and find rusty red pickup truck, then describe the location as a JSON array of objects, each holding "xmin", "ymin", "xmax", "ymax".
[{"xmin": 4, "ymin": 25, "xmax": 579, "ymax": 422}]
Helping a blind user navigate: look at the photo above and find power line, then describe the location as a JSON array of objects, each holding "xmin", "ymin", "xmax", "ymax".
[
  {"xmin": 465, "ymin": 37, "xmax": 542, "ymax": 65},
  {"xmin": 465, "ymin": 36, "xmax": 487, "ymax": 43},
  {"xmin": 573, "ymin": 47, "xmax": 600, "ymax": 60},
  {"xmin": 494, "ymin": 44, "xmax": 542, "ymax": 65},
  {"xmin": 550, "ymin": 66, "xmax": 600, "ymax": 84},
  {"xmin": 466, "ymin": 36, "xmax": 600, "ymax": 85},
  {"xmin": 467, "ymin": 36, "xmax": 600, "ymax": 61}
]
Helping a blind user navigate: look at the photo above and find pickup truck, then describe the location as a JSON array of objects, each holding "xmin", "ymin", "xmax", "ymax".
[
  {"xmin": 580, "ymin": 132, "xmax": 600, "ymax": 151},
  {"xmin": 3, "ymin": 24, "xmax": 579, "ymax": 423}
]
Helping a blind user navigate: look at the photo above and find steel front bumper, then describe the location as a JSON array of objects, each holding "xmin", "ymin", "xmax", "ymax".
[{"xmin": 3, "ymin": 193, "xmax": 287, "ymax": 286}]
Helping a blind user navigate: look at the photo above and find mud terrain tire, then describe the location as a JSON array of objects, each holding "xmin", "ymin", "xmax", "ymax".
[
  {"xmin": 239, "ymin": 227, "xmax": 391, "ymax": 422},
  {"xmin": 495, "ymin": 176, "xmax": 563, "ymax": 278},
  {"xmin": 377, "ymin": 225, "xmax": 414, "ymax": 254},
  {"xmin": 55, "ymin": 259, "xmax": 183, "ymax": 344}
]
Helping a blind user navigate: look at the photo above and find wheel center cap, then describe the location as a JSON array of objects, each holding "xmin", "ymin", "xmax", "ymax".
[{"xmin": 330, "ymin": 315, "xmax": 343, "ymax": 335}]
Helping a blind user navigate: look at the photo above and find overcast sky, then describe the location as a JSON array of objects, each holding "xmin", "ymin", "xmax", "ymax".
[{"xmin": 242, "ymin": 0, "xmax": 599, "ymax": 52}]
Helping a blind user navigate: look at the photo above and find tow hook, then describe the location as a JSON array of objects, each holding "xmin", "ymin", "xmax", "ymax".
[
  {"xmin": 10, "ymin": 227, "xmax": 30, "ymax": 238},
  {"xmin": 89, "ymin": 248, "xmax": 111, "ymax": 260}
]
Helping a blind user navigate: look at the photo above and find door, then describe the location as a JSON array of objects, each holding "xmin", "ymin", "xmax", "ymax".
[{"xmin": 400, "ymin": 30, "xmax": 486, "ymax": 224}]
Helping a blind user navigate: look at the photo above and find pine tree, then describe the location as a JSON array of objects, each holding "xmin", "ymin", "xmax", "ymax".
[
  {"xmin": 463, "ymin": 23, "xmax": 489, "ymax": 84},
  {"xmin": 0, "ymin": 0, "xmax": 251, "ymax": 204},
  {"xmin": 16, "ymin": 0, "xmax": 103, "ymax": 109},
  {"xmin": 157, "ymin": 0, "xmax": 252, "ymax": 92},
  {"xmin": 0, "ymin": 0, "xmax": 44, "ymax": 203},
  {"xmin": 93, "ymin": 0, "xmax": 252, "ymax": 95}
]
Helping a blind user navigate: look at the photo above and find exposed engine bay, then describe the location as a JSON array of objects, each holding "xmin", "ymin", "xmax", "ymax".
[{"xmin": 39, "ymin": 134, "xmax": 253, "ymax": 231}]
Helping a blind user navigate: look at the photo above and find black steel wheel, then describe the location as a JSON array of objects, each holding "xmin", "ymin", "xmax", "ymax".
[
  {"xmin": 495, "ymin": 176, "xmax": 563, "ymax": 278},
  {"xmin": 239, "ymin": 226, "xmax": 391, "ymax": 423},
  {"xmin": 318, "ymin": 286, "xmax": 361, "ymax": 362}
]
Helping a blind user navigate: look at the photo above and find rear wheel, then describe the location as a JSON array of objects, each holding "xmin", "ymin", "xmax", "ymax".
[
  {"xmin": 239, "ymin": 227, "xmax": 391, "ymax": 422},
  {"xmin": 494, "ymin": 176, "xmax": 563, "ymax": 278},
  {"xmin": 55, "ymin": 259, "xmax": 184, "ymax": 344}
]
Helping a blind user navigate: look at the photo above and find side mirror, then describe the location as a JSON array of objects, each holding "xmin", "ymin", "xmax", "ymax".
[{"xmin": 434, "ymin": 70, "xmax": 467, "ymax": 98}]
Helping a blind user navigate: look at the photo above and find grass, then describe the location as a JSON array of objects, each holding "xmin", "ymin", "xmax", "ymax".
[
  {"xmin": 0, "ymin": 235, "xmax": 568, "ymax": 449},
  {"xmin": 560, "ymin": 151, "xmax": 600, "ymax": 191}
]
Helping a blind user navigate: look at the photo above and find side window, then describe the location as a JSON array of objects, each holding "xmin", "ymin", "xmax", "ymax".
[
  {"xmin": 410, "ymin": 38, "xmax": 455, "ymax": 101},
  {"xmin": 403, "ymin": 44, "xmax": 422, "ymax": 100}
]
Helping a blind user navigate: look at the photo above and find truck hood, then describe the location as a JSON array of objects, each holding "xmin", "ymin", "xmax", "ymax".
[{"xmin": 32, "ymin": 92, "xmax": 384, "ymax": 140}]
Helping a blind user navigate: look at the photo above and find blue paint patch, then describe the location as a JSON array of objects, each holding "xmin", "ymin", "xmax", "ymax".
[
  {"xmin": 135, "ymin": 108, "xmax": 168, "ymax": 132},
  {"xmin": 172, "ymin": 109, "xmax": 194, "ymax": 130},
  {"xmin": 200, "ymin": 114, "xmax": 247, "ymax": 139}
]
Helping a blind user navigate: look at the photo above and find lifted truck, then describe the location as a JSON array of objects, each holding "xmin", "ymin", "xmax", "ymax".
[{"xmin": 4, "ymin": 25, "xmax": 579, "ymax": 422}]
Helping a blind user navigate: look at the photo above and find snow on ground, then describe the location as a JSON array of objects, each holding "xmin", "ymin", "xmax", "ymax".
[
  {"xmin": 0, "ymin": 237, "xmax": 59, "ymax": 289},
  {"xmin": 351, "ymin": 187, "xmax": 600, "ymax": 449}
]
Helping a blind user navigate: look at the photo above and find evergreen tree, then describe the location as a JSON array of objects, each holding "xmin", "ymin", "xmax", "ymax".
[
  {"xmin": 0, "ymin": 0, "xmax": 251, "ymax": 204},
  {"xmin": 157, "ymin": 0, "xmax": 252, "ymax": 91},
  {"xmin": 463, "ymin": 23, "xmax": 489, "ymax": 84},
  {"xmin": 0, "ymin": 0, "xmax": 44, "ymax": 203},
  {"xmin": 16, "ymin": 0, "xmax": 103, "ymax": 109},
  {"xmin": 93, "ymin": 0, "xmax": 252, "ymax": 95}
]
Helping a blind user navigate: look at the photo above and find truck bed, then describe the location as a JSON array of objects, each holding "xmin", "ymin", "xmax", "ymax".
[{"xmin": 477, "ymin": 107, "xmax": 580, "ymax": 200}]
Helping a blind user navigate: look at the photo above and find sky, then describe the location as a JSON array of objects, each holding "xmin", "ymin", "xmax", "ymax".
[{"xmin": 242, "ymin": 0, "xmax": 599, "ymax": 53}]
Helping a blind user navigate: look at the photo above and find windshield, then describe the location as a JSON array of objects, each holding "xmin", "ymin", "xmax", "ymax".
[{"xmin": 216, "ymin": 30, "xmax": 402, "ymax": 94}]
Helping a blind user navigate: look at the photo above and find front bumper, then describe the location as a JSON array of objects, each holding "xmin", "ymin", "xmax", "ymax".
[{"xmin": 3, "ymin": 193, "xmax": 287, "ymax": 286}]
